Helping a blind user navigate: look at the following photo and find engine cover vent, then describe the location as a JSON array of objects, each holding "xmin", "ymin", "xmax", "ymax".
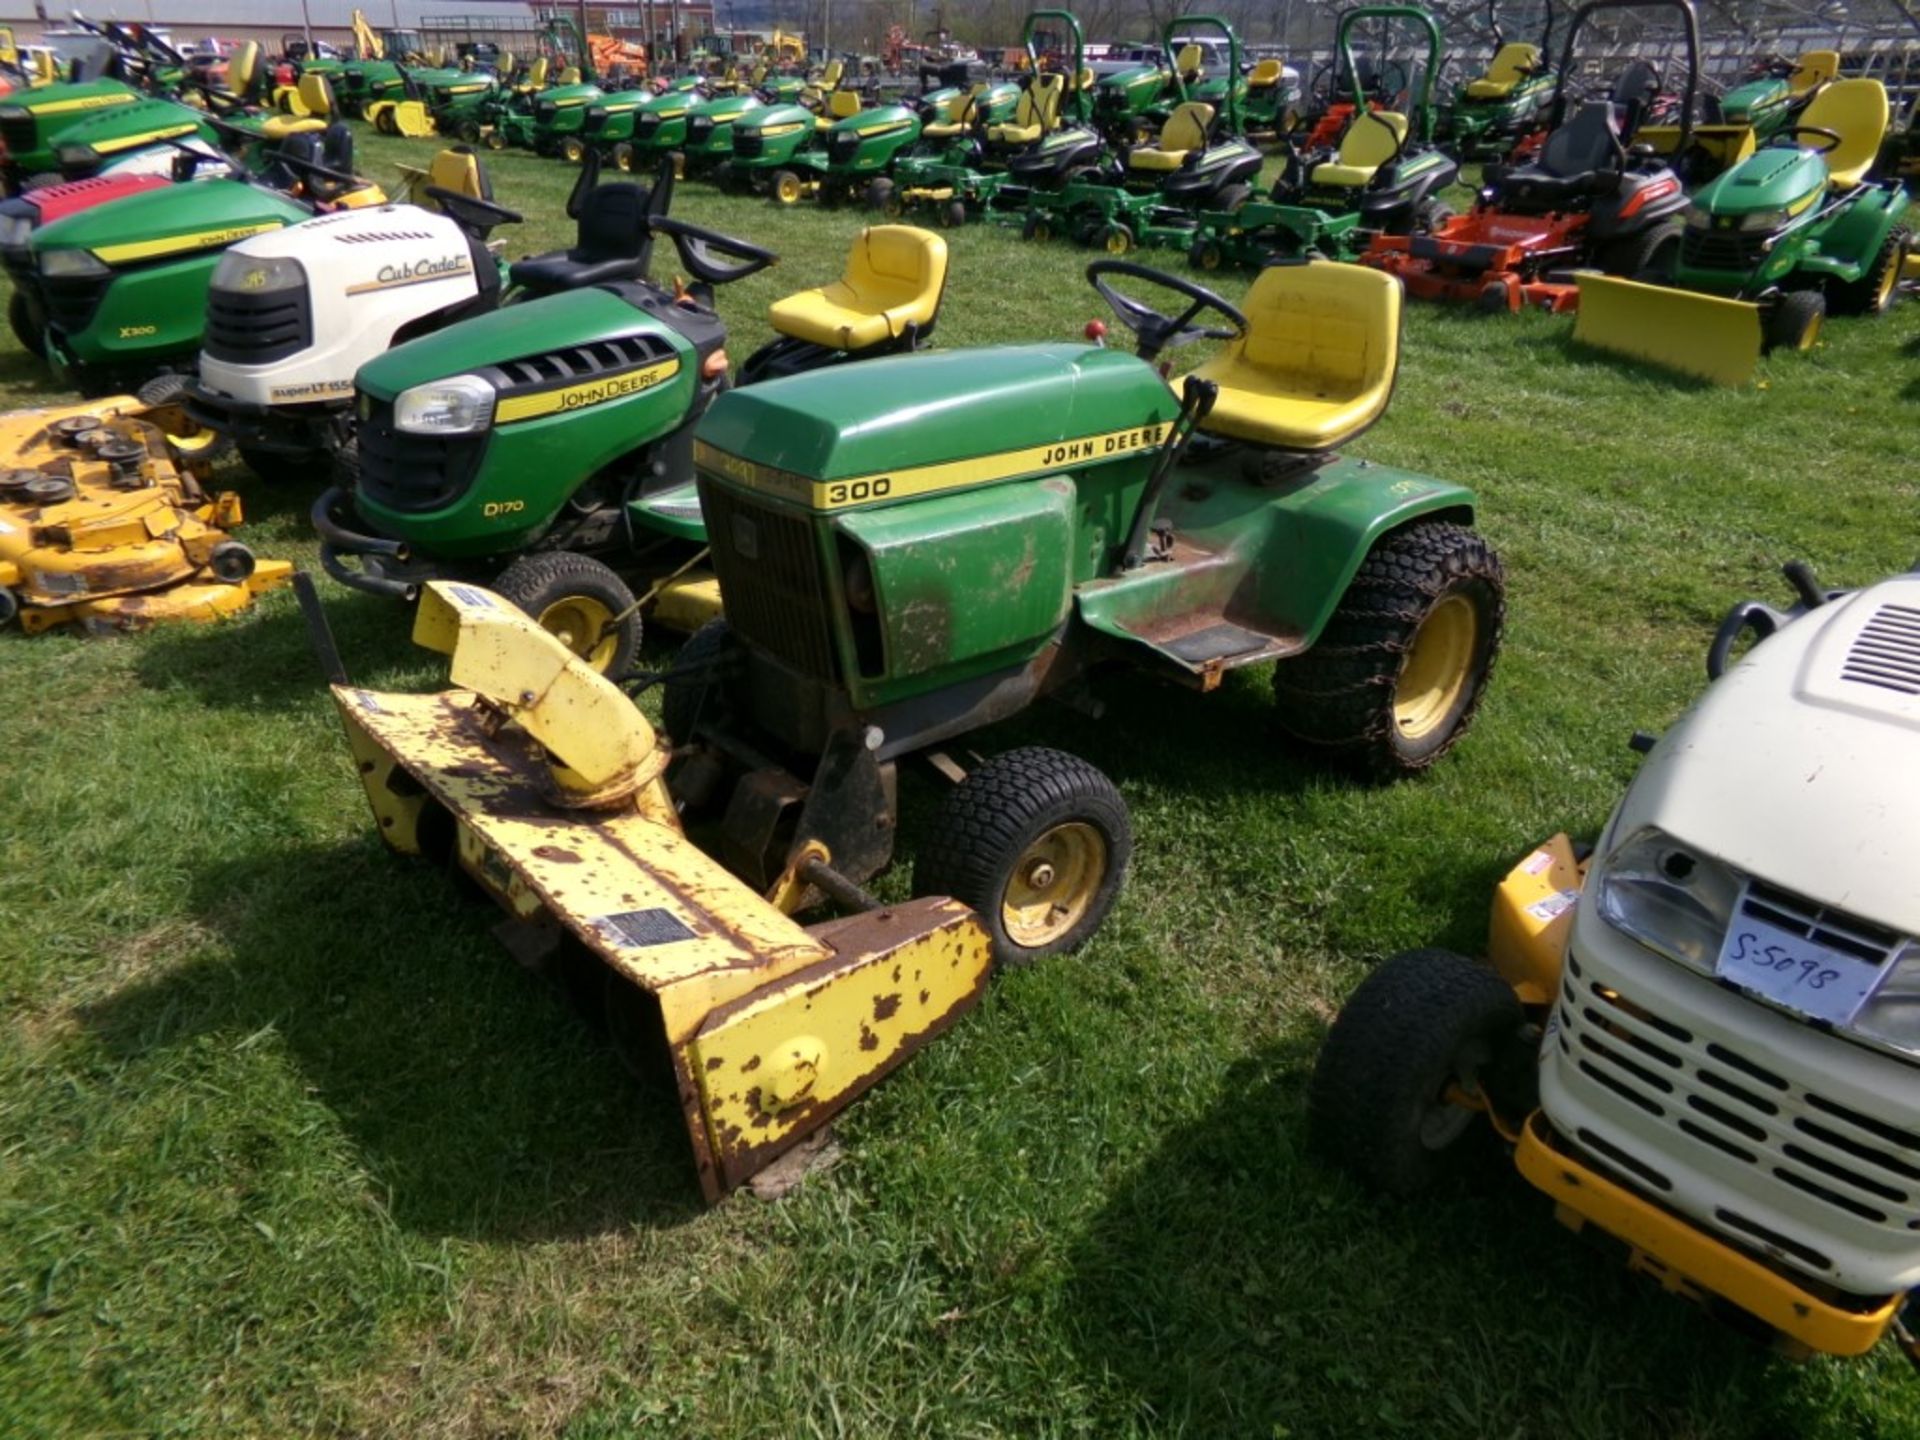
[{"xmin": 1841, "ymin": 603, "xmax": 1920, "ymax": 696}]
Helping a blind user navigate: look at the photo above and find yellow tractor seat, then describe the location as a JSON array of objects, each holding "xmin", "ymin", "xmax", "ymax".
[
  {"xmin": 828, "ymin": 88, "xmax": 862, "ymax": 118},
  {"xmin": 558, "ymin": 65, "xmax": 581, "ymax": 85},
  {"xmin": 1465, "ymin": 42, "xmax": 1540, "ymax": 100},
  {"xmin": 259, "ymin": 113, "xmax": 328, "ymax": 140},
  {"xmin": 297, "ymin": 71, "xmax": 335, "ymax": 118},
  {"xmin": 228, "ymin": 39, "xmax": 260, "ymax": 96},
  {"xmin": 1174, "ymin": 43, "xmax": 1203, "ymax": 82},
  {"xmin": 1129, "ymin": 101, "xmax": 1214, "ymax": 172},
  {"xmin": 420, "ymin": 146, "xmax": 492, "ymax": 202},
  {"xmin": 1797, "ymin": 78, "xmax": 1888, "ymax": 189},
  {"xmin": 923, "ymin": 85, "xmax": 980, "ymax": 140},
  {"xmin": 1248, "ymin": 58, "xmax": 1283, "ymax": 90},
  {"xmin": 768, "ymin": 225, "xmax": 949, "ymax": 350},
  {"xmin": 525, "ymin": 57, "xmax": 550, "ymax": 90},
  {"xmin": 989, "ymin": 73, "xmax": 1064, "ymax": 144},
  {"xmin": 1182, "ymin": 259, "xmax": 1401, "ymax": 452},
  {"xmin": 1788, "ymin": 48, "xmax": 1839, "ymax": 98},
  {"xmin": 1311, "ymin": 109, "xmax": 1408, "ymax": 187},
  {"xmin": 821, "ymin": 59, "xmax": 844, "ymax": 88}
]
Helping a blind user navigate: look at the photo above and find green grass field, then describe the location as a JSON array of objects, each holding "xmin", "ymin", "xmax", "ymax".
[{"xmin": 3, "ymin": 127, "xmax": 1919, "ymax": 1438}]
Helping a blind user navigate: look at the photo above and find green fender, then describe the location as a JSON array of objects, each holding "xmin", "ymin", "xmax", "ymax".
[{"xmin": 1804, "ymin": 186, "xmax": 1910, "ymax": 283}]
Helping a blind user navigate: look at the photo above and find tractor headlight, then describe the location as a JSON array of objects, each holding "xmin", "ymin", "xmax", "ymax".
[
  {"xmin": 1684, "ymin": 202, "xmax": 1712, "ymax": 229},
  {"xmin": 211, "ymin": 250, "xmax": 305, "ymax": 296},
  {"xmin": 0, "ymin": 105, "xmax": 26, "ymax": 122},
  {"xmin": 1594, "ymin": 826, "xmax": 1741, "ymax": 975},
  {"xmin": 55, "ymin": 142, "xmax": 100, "ymax": 171},
  {"xmin": 0, "ymin": 213, "xmax": 31, "ymax": 250},
  {"xmin": 393, "ymin": 374, "xmax": 495, "ymax": 435},
  {"xmin": 38, "ymin": 247, "xmax": 108, "ymax": 278},
  {"xmin": 1738, "ymin": 207, "xmax": 1788, "ymax": 233}
]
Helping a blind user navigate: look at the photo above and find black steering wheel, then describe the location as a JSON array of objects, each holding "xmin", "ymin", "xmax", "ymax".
[
  {"xmin": 1782, "ymin": 123, "xmax": 1843, "ymax": 154},
  {"xmin": 1086, "ymin": 259, "xmax": 1247, "ymax": 363},
  {"xmin": 425, "ymin": 185, "xmax": 523, "ymax": 234}
]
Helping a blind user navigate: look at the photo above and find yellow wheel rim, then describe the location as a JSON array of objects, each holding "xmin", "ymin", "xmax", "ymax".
[
  {"xmin": 1876, "ymin": 254, "xmax": 1897, "ymax": 307},
  {"xmin": 1002, "ymin": 822, "xmax": 1107, "ymax": 948},
  {"xmin": 167, "ymin": 426, "xmax": 217, "ymax": 455},
  {"xmin": 1105, "ymin": 229, "xmax": 1129, "ymax": 254},
  {"xmin": 776, "ymin": 175, "xmax": 800, "ymax": 203},
  {"xmin": 1800, "ymin": 310, "xmax": 1823, "ymax": 349},
  {"xmin": 1394, "ymin": 593, "xmax": 1478, "ymax": 742},
  {"xmin": 536, "ymin": 594, "xmax": 618, "ymax": 672}
]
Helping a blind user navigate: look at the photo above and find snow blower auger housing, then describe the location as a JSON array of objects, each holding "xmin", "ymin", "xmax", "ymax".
[
  {"xmin": 1312, "ymin": 561, "xmax": 1920, "ymax": 1370},
  {"xmin": 0, "ymin": 396, "xmax": 291, "ymax": 633},
  {"xmin": 308, "ymin": 575, "xmax": 995, "ymax": 1203}
]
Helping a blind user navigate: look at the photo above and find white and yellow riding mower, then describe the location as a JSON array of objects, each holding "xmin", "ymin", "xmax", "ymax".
[
  {"xmin": 184, "ymin": 148, "xmax": 523, "ymax": 481},
  {"xmin": 1314, "ymin": 560, "xmax": 1920, "ymax": 1368}
]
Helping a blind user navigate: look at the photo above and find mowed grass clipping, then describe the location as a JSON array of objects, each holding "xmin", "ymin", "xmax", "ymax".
[{"xmin": 2, "ymin": 126, "xmax": 1919, "ymax": 1439}]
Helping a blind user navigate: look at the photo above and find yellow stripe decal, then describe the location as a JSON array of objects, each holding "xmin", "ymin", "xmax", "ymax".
[
  {"xmin": 22, "ymin": 93, "xmax": 136, "ymax": 116},
  {"xmin": 697, "ymin": 422, "xmax": 1172, "ymax": 511},
  {"xmin": 495, "ymin": 358, "xmax": 681, "ymax": 424},
  {"xmin": 91, "ymin": 123, "xmax": 200, "ymax": 155},
  {"xmin": 93, "ymin": 222, "xmax": 284, "ymax": 265}
]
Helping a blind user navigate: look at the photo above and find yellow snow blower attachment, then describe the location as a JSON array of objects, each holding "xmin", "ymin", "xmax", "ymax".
[
  {"xmin": 311, "ymin": 578, "xmax": 995, "ymax": 1202},
  {"xmin": 1572, "ymin": 274, "xmax": 1764, "ymax": 386},
  {"xmin": 0, "ymin": 399, "xmax": 292, "ymax": 634}
]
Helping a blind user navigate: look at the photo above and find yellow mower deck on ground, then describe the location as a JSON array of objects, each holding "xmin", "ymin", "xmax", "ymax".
[
  {"xmin": 1573, "ymin": 274, "xmax": 1765, "ymax": 387},
  {"xmin": 0, "ymin": 398, "xmax": 291, "ymax": 634},
  {"xmin": 331, "ymin": 581, "xmax": 994, "ymax": 1201}
]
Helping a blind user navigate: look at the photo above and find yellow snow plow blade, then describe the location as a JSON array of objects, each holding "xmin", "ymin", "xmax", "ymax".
[
  {"xmin": 1573, "ymin": 274, "xmax": 1763, "ymax": 387},
  {"xmin": 324, "ymin": 581, "xmax": 995, "ymax": 1202}
]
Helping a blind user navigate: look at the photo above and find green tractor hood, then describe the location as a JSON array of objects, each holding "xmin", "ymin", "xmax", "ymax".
[
  {"xmin": 696, "ymin": 344, "xmax": 1178, "ymax": 503},
  {"xmin": 1693, "ymin": 144, "xmax": 1827, "ymax": 218},
  {"xmin": 32, "ymin": 175, "xmax": 307, "ymax": 263},
  {"xmin": 47, "ymin": 94, "xmax": 214, "ymax": 172},
  {"xmin": 1717, "ymin": 73, "xmax": 1789, "ymax": 127},
  {"xmin": 0, "ymin": 78, "xmax": 143, "ymax": 172}
]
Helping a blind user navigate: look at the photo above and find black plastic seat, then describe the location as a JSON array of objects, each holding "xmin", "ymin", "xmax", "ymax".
[
  {"xmin": 508, "ymin": 180, "xmax": 655, "ymax": 293},
  {"xmin": 320, "ymin": 122, "xmax": 354, "ymax": 174},
  {"xmin": 1497, "ymin": 102, "xmax": 1624, "ymax": 206}
]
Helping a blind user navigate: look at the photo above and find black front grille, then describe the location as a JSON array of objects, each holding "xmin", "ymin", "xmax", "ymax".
[
  {"xmin": 826, "ymin": 129, "xmax": 862, "ymax": 165},
  {"xmin": 1681, "ymin": 225, "xmax": 1767, "ymax": 271},
  {"xmin": 2, "ymin": 115, "xmax": 37, "ymax": 155},
  {"xmin": 634, "ymin": 111, "xmax": 663, "ymax": 138},
  {"xmin": 581, "ymin": 104, "xmax": 610, "ymax": 137},
  {"xmin": 41, "ymin": 273, "xmax": 108, "ymax": 333},
  {"xmin": 204, "ymin": 281, "xmax": 313, "ymax": 365},
  {"xmin": 699, "ymin": 478, "xmax": 837, "ymax": 680},
  {"xmin": 686, "ymin": 116, "xmax": 715, "ymax": 143},
  {"xmin": 534, "ymin": 100, "xmax": 557, "ymax": 123},
  {"xmin": 733, "ymin": 128, "xmax": 765, "ymax": 158},
  {"xmin": 355, "ymin": 396, "xmax": 488, "ymax": 513}
]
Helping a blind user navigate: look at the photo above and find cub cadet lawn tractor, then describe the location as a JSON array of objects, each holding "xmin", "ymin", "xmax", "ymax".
[
  {"xmin": 1575, "ymin": 77, "xmax": 1909, "ymax": 386},
  {"xmin": 1360, "ymin": 0, "xmax": 1694, "ymax": 312},
  {"xmin": 1314, "ymin": 560, "xmax": 1920, "ymax": 1370},
  {"xmin": 0, "ymin": 393, "xmax": 290, "ymax": 634},
  {"xmin": 185, "ymin": 147, "xmax": 521, "ymax": 480},
  {"xmin": 16, "ymin": 128, "xmax": 385, "ymax": 395},
  {"xmin": 1636, "ymin": 47, "xmax": 1838, "ymax": 184},
  {"xmin": 314, "ymin": 177, "xmax": 950, "ymax": 675},
  {"xmin": 1179, "ymin": 5, "xmax": 1457, "ymax": 271},
  {"xmin": 1438, "ymin": 0, "xmax": 1556, "ymax": 160}
]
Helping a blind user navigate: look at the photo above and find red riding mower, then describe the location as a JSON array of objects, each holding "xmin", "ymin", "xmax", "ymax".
[{"xmin": 1360, "ymin": 0, "xmax": 1697, "ymax": 313}]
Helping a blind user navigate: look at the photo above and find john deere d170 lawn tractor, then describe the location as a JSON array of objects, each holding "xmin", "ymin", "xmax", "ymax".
[
  {"xmin": 1314, "ymin": 559, "xmax": 1920, "ymax": 1371},
  {"xmin": 1574, "ymin": 77, "xmax": 1909, "ymax": 385},
  {"xmin": 300, "ymin": 253, "xmax": 1505, "ymax": 1204},
  {"xmin": 313, "ymin": 168, "xmax": 951, "ymax": 676}
]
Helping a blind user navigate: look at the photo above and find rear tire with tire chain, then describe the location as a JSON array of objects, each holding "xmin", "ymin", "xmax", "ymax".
[
  {"xmin": 1828, "ymin": 225, "xmax": 1908, "ymax": 317},
  {"xmin": 914, "ymin": 746, "xmax": 1131, "ymax": 967},
  {"xmin": 1273, "ymin": 521, "xmax": 1505, "ymax": 777},
  {"xmin": 491, "ymin": 550, "xmax": 642, "ymax": 679},
  {"xmin": 1309, "ymin": 948, "xmax": 1526, "ymax": 1195}
]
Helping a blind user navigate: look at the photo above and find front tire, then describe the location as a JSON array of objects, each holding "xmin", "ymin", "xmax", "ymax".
[
  {"xmin": 611, "ymin": 141, "xmax": 636, "ymax": 172},
  {"xmin": 914, "ymin": 747, "xmax": 1131, "ymax": 967},
  {"xmin": 559, "ymin": 134, "xmax": 587, "ymax": 165},
  {"xmin": 135, "ymin": 372, "xmax": 231, "ymax": 470},
  {"xmin": 659, "ymin": 617, "xmax": 738, "ymax": 742},
  {"xmin": 864, "ymin": 175, "xmax": 895, "ymax": 211},
  {"xmin": 1764, "ymin": 289, "xmax": 1825, "ymax": 353},
  {"xmin": 1273, "ymin": 521, "xmax": 1505, "ymax": 777},
  {"xmin": 770, "ymin": 168, "xmax": 804, "ymax": 205},
  {"xmin": 1309, "ymin": 948, "xmax": 1526, "ymax": 1195},
  {"xmin": 491, "ymin": 550, "xmax": 642, "ymax": 679},
  {"xmin": 9, "ymin": 289, "xmax": 44, "ymax": 359}
]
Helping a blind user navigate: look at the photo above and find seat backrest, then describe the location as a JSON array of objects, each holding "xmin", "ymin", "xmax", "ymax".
[
  {"xmin": 1484, "ymin": 42, "xmax": 1538, "ymax": 86},
  {"xmin": 1611, "ymin": 59, "xmax": 1660, "ymax": 131},
  {"xmin": 1159, "ymin": 101, "xmax": 1214, "ymax": 152},
  {"xmin": 1174, "ymin": 43, "xmax": 1202, "ymax": 80},
  {"xmin": 944, "ymin": 87, "xmax": 977, "ymax": 122},
  {"xmin": 1236, "ymin": 259, "xmax": 1400, "ymax": 396},
  {"xmin": 427, "ymin": 145, "xmax": 491, "ymax": 200},
  {"xmin": 845, "ymin": 224, "xmax": 949, "ymax": 312},
  {"xmin": 1799, "ymin": 77, "xmax": 1887, "ymax": 186},
  {"xmin": 1790, "ymin": 49, "xmax": 1839, "ymax": 97},
  {"xmin": 1337, "ymin": 108, "xmax": 1407, "ymax": 168},
  {"xmin": 576, "ymin": 181, "xmax": 652, "ymax": 260},
  {"xmin": 822, "ymin": 59, "xmax": 844, "ymax": 88},
  {"xmin": 229, "ymin": 40, "xmax": 260, "ymax": 95},
  {"xmin": 829, "ymin": 88, "xmax": 862, "ymax": 118},
  {"xmin": 499, "ymin": 50, "xmax": 515, "ymax": 75},
  {"xmin": 527, "ymin": 56, "xmax": 549, "ymax": 88},
  {"xmin": 1538, "ymin": 101, "xmax": 1618, "ymax": 177},
  {"xmin": 1016, "ymin": 72, "xmax": 1065, "ymax": 130},
  {"xmin": 298, "ymin": 71, "xmax": 335, "ymax": 117},
  {"xmin": 558, "ymin": 64, "xmax": 581, "ymax": 85},
  {"xmin": 1249, "ymin": 58, "xmax": 1282, "ymax": 86}
]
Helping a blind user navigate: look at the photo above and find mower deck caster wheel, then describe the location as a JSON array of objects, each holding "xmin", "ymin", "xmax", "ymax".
[
  {"xmin": 1476, "ymin": 279, "xmax": 1515, "ymax": 313},
  {"xmin": 1021, "ymin": 213, "xmax": 1052, "ymax": 243},
  {"xmin": 1765, "ymin": 290, "xmax": 1825, "ymax": 353},
  {"xmin": 865, "ymin": 177, "xmax": 895, "ymax": 211},
  {"xmin": 941, "ymin": 199, "xmax": 968, "ymax": 228},
  {"xmin": 1100, "ymin": 224, "xmax": 1134, "ymax": 255},
  {"xmin": 207, "ymin": 540, "xmax": 256, "ymax": 584},
  {"xmin": 1274, "ymin": 521, "xmax": 1505, "ymax": 777},
  {"xmin": 1309, "ymin": 948, "xmax": 1527, "ymax": 1194},
  {"xmin": 1188, "ymin": 237, "xmax": 1224, "ymax": 272},
  {"xmin": 484, "ymin": 130, "xmax": 508, "ymax": 151},
  {"xmin": 914, "ymin": 746, "xmax": 1131, "ymax": 967},
  {"xmin": 492, "ymin": 550, "xmax": 642, "ymax": 680},
  {"xmin": 611, "ymin": 141, "xmax": 636, "ymax": 172}
]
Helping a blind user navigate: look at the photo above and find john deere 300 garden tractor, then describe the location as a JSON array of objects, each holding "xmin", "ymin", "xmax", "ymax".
[
  {"xmin": 1314, "ymin": 560, "xmax": 1920, "ymax": 1371},
  {"xmin": 305, "ymin": 253, "xmax": 1506, "ymax": 1203}
]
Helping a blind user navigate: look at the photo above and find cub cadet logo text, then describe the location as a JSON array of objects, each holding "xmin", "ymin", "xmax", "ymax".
[
  {"xmin": 346, "ymin": 255, "xmax": 472, "ymax": 293},
  {"xmin": 494, "ymin": 359, "xmax": 680, "ymax": 424}
]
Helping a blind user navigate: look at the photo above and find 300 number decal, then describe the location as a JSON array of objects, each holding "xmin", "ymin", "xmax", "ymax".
[{"xmin": 824, "ymin": 477, "xmax": 892, "ymax": 506}]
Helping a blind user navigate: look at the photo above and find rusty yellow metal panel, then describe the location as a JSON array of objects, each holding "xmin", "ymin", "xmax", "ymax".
[
  {"xmin": 1486, "ymin": 833, "xmax": 1585, "ymax": 1007},
  {"xmin": 1574, "ymin": 274, "xmax": 1764, "ymax": 387},
  {"xmin": 685, "ymin": 898, "xmax": 993, "ymax": 1196}
]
